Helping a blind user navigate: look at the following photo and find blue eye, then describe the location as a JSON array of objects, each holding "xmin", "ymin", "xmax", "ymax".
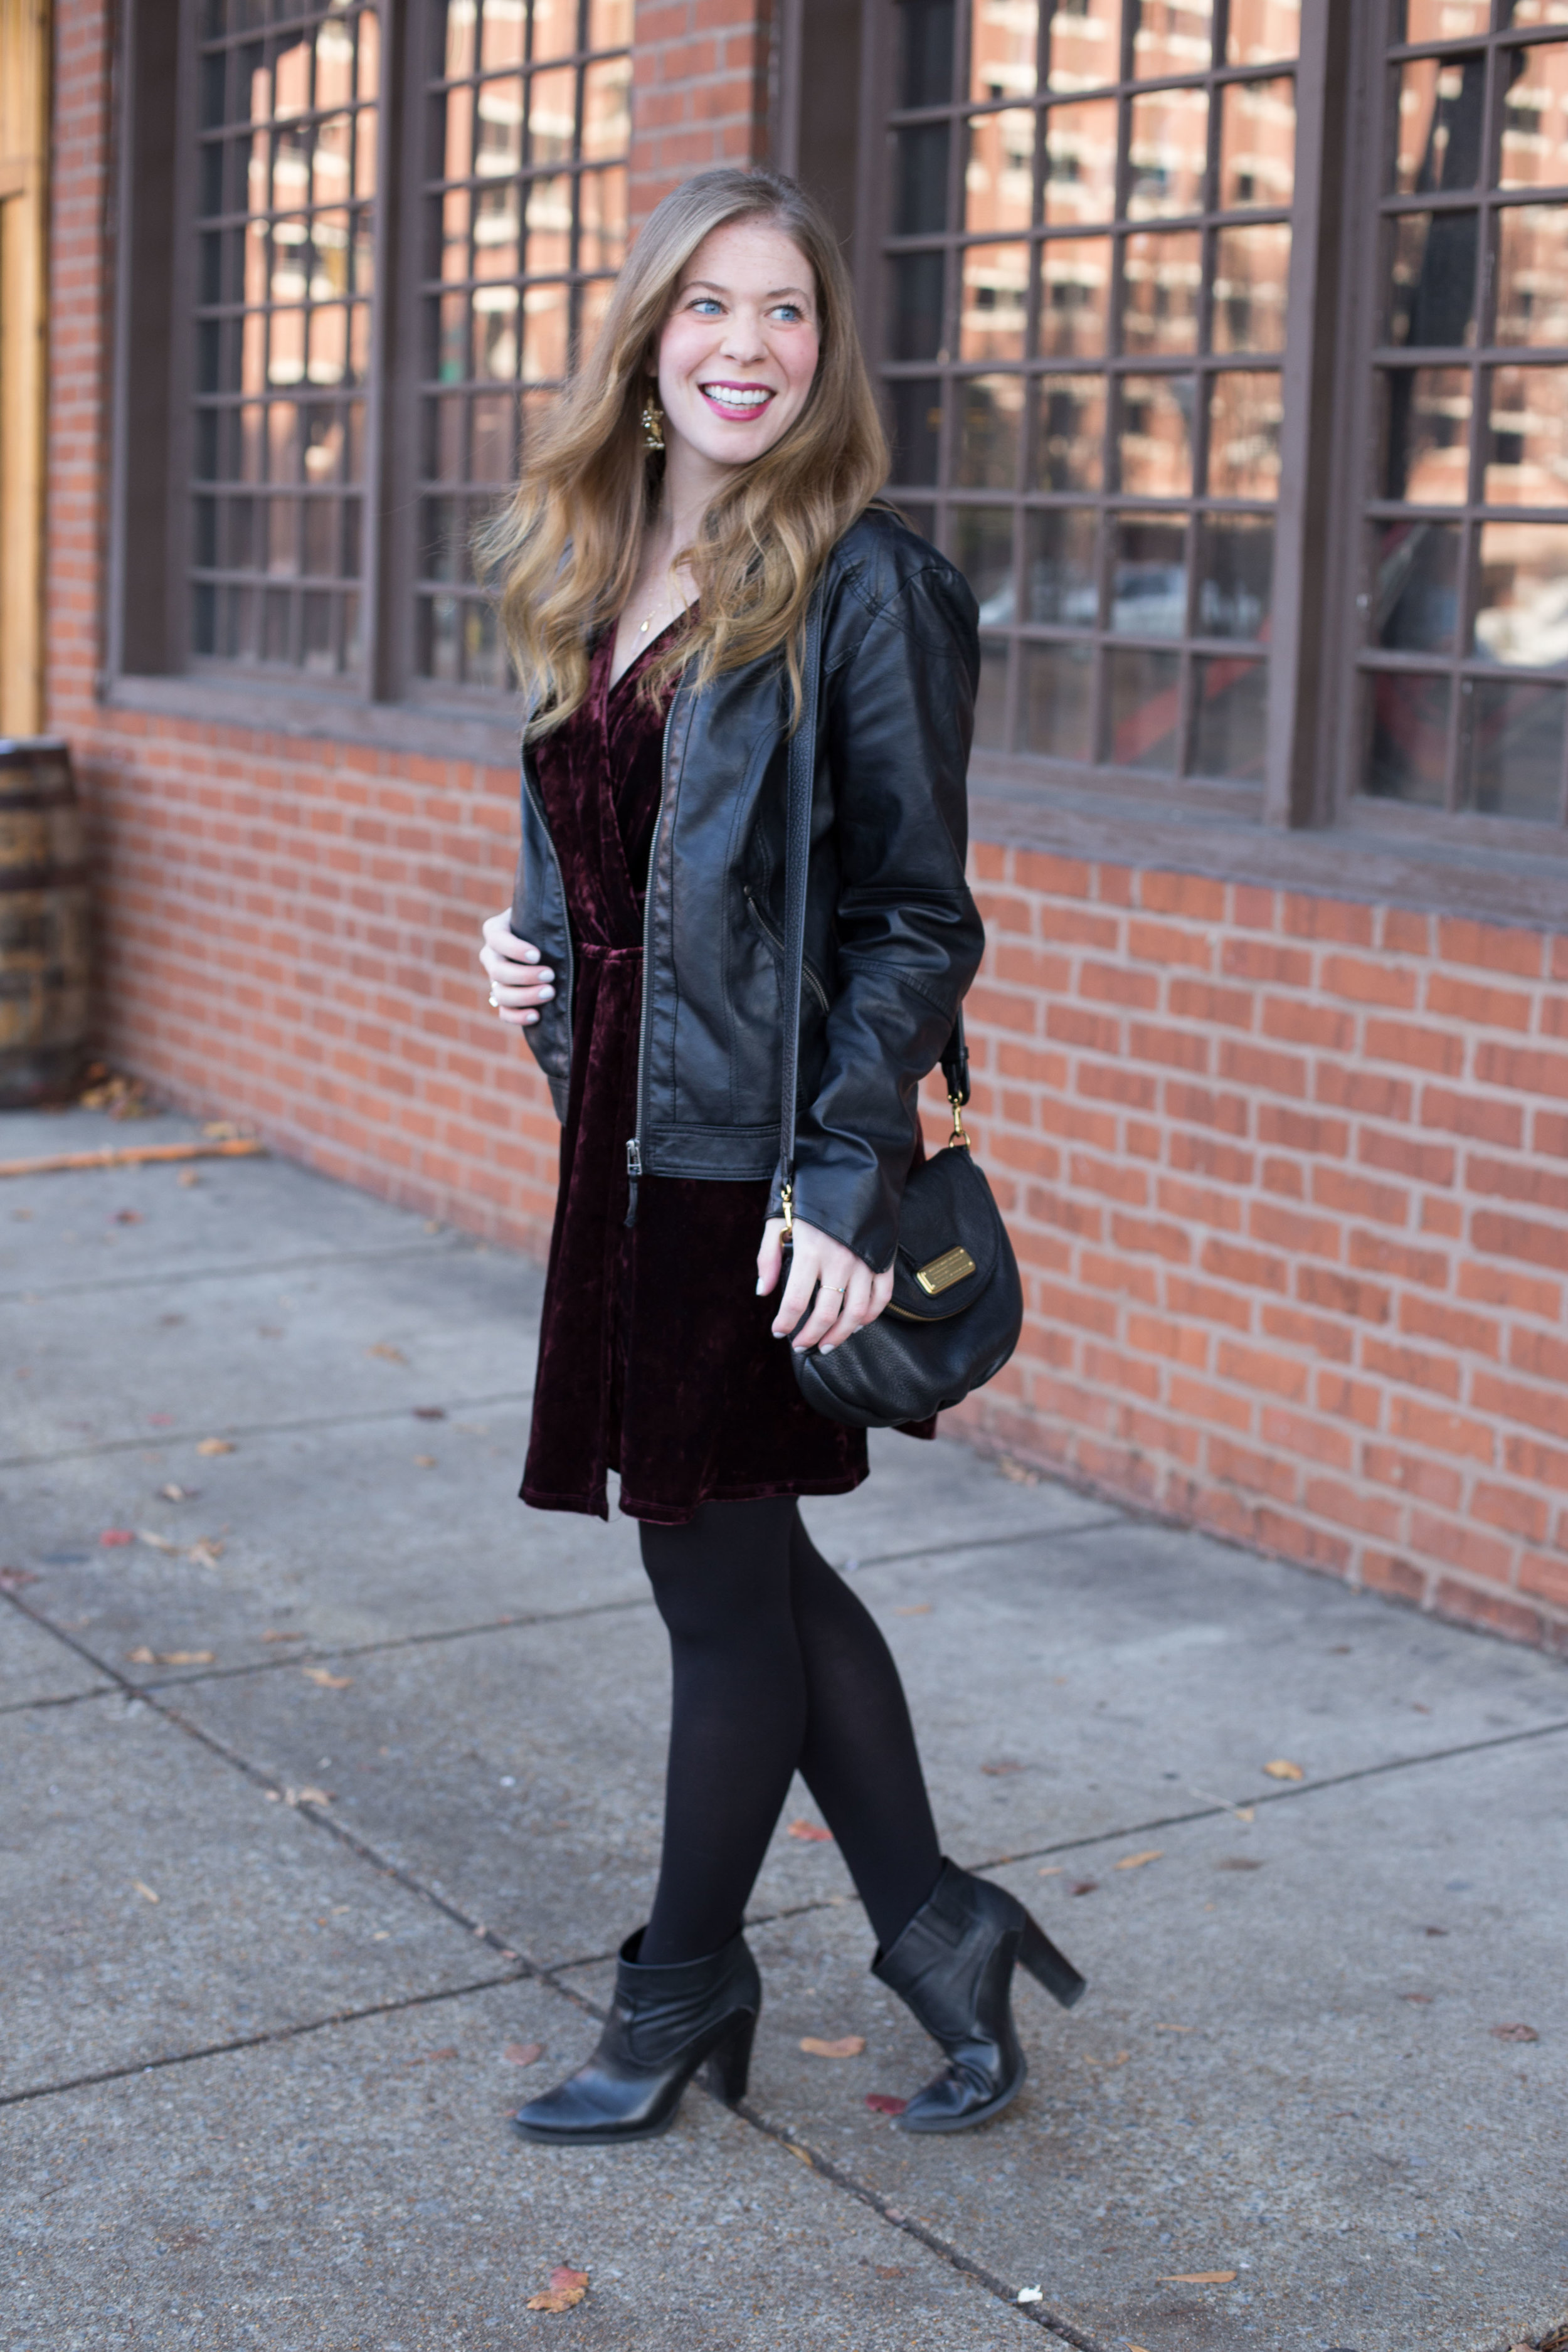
[
  {"xmin": 771, "ymin": 304, "xmax": 805, "ymax": 323},
  {"xmin": 690, "ymin": 296, "xmax": 723, "ymax": 315}
]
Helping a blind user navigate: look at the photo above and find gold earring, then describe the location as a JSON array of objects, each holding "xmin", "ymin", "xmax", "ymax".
[{"xmin": 642, "ymin": 395, "xmax": 665, "ymax": 452}]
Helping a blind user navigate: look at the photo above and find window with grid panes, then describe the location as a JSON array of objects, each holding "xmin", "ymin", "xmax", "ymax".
[
  {"xmin": 417, "ymin": 0, "xmax": 631, "ymax": 687},
  {"xmin": 881, "ymin": 0, "xmax": 1301, "ymax": 786},
  {"xmin": 190, "ymin": 1, "xmax": 381, "ymax": 676},
  {"xmin": 183, "ymin": 0, "xmax": 629, "ymax": 696},
  {"xmin": 1358, "ymin": 0, "xmax": 1568, "ymax": 825}
]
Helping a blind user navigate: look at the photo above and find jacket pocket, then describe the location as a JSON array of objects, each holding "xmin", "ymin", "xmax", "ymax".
[{"xmin": 744, "ymin": 886, "xmax": 830, "ymax": 1017}]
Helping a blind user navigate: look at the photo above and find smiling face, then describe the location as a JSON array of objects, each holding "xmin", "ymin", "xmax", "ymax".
[{"xmin": 654, "ymin": 218, "xmax": 822, "ymax": 482}]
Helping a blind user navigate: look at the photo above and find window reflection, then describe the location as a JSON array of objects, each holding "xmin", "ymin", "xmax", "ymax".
[
  {"xmin": 970, "ymin": 0, "xmax": 1038, "ymax": 105},
  {"xmin": 1108, "ymin": 645, "xmax": 1182, "ymax": 766},
  {"xmin": 1498, "ymin": 40, "xmax": 1568, "ymax": 191},
  {"xmin": 1045, "ymin": 0, "xmax": 1121, "ymax": 95},
  {"xmin": 1196, "ymin": 515, "xmax": 1273, "ymax": 639},
  {"xmin": 1128, "ymin": 0, "xmax": 1214, "ymax": 81},
  {"xmin": 1126, "ymin": 88, "xmax": 1209, "ymax": 220},
  {"xmin": 1121, "ymin": 229, "xmax": 1202, "ymax": 356},
  {"xmin": 1394, "ymin": 53, "xmax": 1487, "ymax": 196},
  {"xmin": 1379, "ymin": 366, "xmax": 1472, "ymax": 502},
  {"xmin": 951, "ymin": 506, "xmax": 1016, "ymax": 620},
  {"xmin": 1459, "ymin": 678, "xmax": 1565, "ymax": 814},
  {"xmin": 1373, "ymin": 519, "xmax": 1461, "ymax": 652},
  {"xmin": 416, "ymin": 0, "xmax": 631, "ymax": 687},
  {"xmin": 1495, "ymin": 203, "xmax": 1568, "ymax": 346},
  {"xmin": 189, "ymin": 4, "xmax": 379, "ymax": 672},
  {"xmin": 965, "ymin": 109, "xmax": 1036, "ymax": 234},
  {"xmin": 1192, "ymin": 656, "xmax": 1268, "ymax": 777},
  {"xmin": 1119, "ymin": 373, "xmax": 1195, "ymax": 496},
  {"xmin": 1043, "ymin": 100, "xmax": 1119, "ymax": 225},
  {"xmin": 1034, "ymin": 376, "xmax": 1108, "ymax": 490},
  {"xmin": 1212, "ymin": 223, "xmax": 1290, "ymax": 353},
  {"xmin": 1485, "ymin": 364, "xmax": 1568, "ymax": 504},
  {"xmin": 1386, "ymin": 210, "xmax": 1478, "ymax": 348},
  {"xmin": 1473, "ymin": 520, "xmax": 1568, "ymax": 662},
  {"xmin": 960, "ymin": 243, "xmax": 1030, "ymax": 363},
  {"xmin": 956, "ymin": 374, "xmax": 1025, "ymax": 487},
  {"xmin": 1037, "ymin": 238, "xmax": 1111, "ymax": 358},
  {"xmin": 1217, "ymin": 75, "xmax": 1295, "ymax": 211},
  {"xmin": 1025, "ymin": 509, "xmax": 1100, "ymax": 624},
  {"xmin": 1111, "ymin": 515, "xmax": 1188, "ymax": 636}
]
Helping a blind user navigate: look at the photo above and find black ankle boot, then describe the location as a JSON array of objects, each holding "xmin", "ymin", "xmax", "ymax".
[
  {"xmin": 873, "ymin": 1859, "xmax": 1085, "ymax": 2134},
  {"xmin": 510, "ymin": 1927, "xmax": 760, "ymax": 2147}
]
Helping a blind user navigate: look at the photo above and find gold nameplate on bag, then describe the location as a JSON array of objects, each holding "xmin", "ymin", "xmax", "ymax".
[{"xmin": 916, "ymin": 1245, "xmax": 977, "ymax": 1296}]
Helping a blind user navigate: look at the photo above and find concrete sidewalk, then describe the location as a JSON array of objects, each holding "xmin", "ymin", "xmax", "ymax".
[{"xmin": 2, "ymin": 1104, "xmax": 1564, "ymax": 2352}]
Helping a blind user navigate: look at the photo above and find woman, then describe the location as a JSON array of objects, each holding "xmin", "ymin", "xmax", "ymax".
[{"xmin": 478, "ymin": 166, "xmax": 1080, "ymax": 2147}]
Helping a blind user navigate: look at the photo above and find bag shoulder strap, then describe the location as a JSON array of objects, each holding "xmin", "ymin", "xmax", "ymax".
[{"xmin": 774, "ymin": 588, "xmax": 967, "ymax": 1236}]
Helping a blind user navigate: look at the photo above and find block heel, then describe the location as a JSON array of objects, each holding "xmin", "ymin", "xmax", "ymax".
[
  {"xmin": 702, "ymin": 2006, "xmax": 756, "ymax": 2105},
  {"xmin": 1019, "ymin": 1909, "xmax": 1087, "ymax": 2010}
]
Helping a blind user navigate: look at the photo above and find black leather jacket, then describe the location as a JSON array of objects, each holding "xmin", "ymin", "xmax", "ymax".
[{"xmin": 511, "ymin": 508, "xmax": 985, "ymax": 1273}]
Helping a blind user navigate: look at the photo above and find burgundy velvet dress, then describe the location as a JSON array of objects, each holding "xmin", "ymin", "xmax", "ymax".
[{"xmin": 520, "ymin": 625, "xmax": 884, "ymax": 1525}]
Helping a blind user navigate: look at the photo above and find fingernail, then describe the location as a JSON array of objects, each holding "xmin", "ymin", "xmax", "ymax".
[
  {"xmin": 538, "ymin": 985, "xmax": 554, "ymax": 999},
  {"xmin": 820, "ymin": 1343, "xmax": 835, "ymax": 1355},
  {"xmin": 756, "ymin": 1278, "xmax": 766, "ymax": 1295},
  {"xmin": 524, "ymin": 1012, "xmax": 538, "ymax": 1025},
  {"xmin": 524, "ymin": 949, "xmax": 539, "ymax": 963}
]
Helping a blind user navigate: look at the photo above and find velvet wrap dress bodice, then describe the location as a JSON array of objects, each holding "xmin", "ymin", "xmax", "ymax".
[{"xmin": 519, "ymin": 625, "xmax": 884, "ymax": 1525}]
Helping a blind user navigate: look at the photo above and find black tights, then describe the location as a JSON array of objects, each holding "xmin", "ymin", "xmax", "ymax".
[{"xmin": 637, "ymin": 1496, "xmax": 942, "ymax": 1965}]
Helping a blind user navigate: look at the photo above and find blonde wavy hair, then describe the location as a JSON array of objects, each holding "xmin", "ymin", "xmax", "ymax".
[{"xmin": 481, "ymin": 167, "xmax": 889, "ymax": 736}]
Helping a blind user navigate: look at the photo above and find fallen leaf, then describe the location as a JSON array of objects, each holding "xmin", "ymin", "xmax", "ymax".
[
  {"xmin": 1086, "ymin": 2050, "xmax": 1130, "ymax": 2070},
  {"xmin": 100, "ymin": 1529, "xmax": 136, "ymax": 1547},
  {"xmin": 1263, "ymin": 1759, "xmax": 1303, "ymax": 1781},
  {"xmin": 893, "ymin": 1602, "xmax": 931, "ymax": 1616},
  {"xmin": 1017, "ymin": 2286, "xmax": 1044, "ymax": 2304},
  {"xmin": 160, "ymin": 1650, "xmax": 215, "ymax": 1666},
  {"xmin": 1401, "ymin": 1991, "xmax": 1434, "ymax": 2005},
  {"xmin": 413, "ymin": 1454, "xmax": 437, "ymax": 1468},
  {"xmin": 368, "ymin": 1343, "xmax": 408, "ymax": 1364},
  {"xmin": 1036, "ymin": 1863, "xmax": 1064, "ymax": 1877},
  {"xmin": 504, "ymin": 2041, "xmax": 544, "ymax": 2067},
  {"xmin": 1491, "ymin": 2022, "xmax": 1539, "ymax": 2043},
  {"xmin": 1215, "ymin": 1857, "xmax": 1265, "ymax": 1872},
  {"xmin": 1160, "ymin": 2270, "xmax": 1237, "ymax": 2285},
  {"xmin": 133, "ymin": 1880, "xmax": 159, "ymax": 1904},
  {"xmin": 1155, "ymin": 2023, "xmax": 1194, "ymax": 2033},
  {"xmin": 787, "ymin": 1818, "xmax": 833, "ymax": 1842},
  {"xmin": 1232, "ymin": 1806, "xmax": 1256, "ymax": 1823},
  {"xmin": 290, "ymin": 1786, "xmax": 332, "ymax": 1806},
  {"xmin": 800, "ymin": 2035, "xmax": 865, "ymax": 2059},
  {"xmin": 262, "ymin": 1628, "xmax": 304, "ymax": 1643},
  {"xmin": 996, "ymin": 1454, "xmax": 1040, "ymax": 1483},
  {"xmin": 113, "ymin": 1209, "xmax": 144, "ymax": 1225},
  {"xmin": 201, "ymin": 1119, "xmax": 244, "ymax": 1140},
  {"xmin": 1424, "ymin": 1926, "xmax": 1449, "ymax": 1937},
  {"xmin": 137, "ymin": 1530, "xmax": 179, "ymax": 1554},
  {"xmin": 413, "ymin": 1406, "xmax": 446, "ymax": 1421},
  {"xmin": 186, "ymin": 1540, "xmax": 225, "ymax": 1569},
  {"xmin": 1115, "ymin": 1849, "xmax": 1162, "ymax": 1870},
  {"xmin": 195, "ymin": 1438, "xmax": 234, "ymax": 1457},
  {"xmin": 177, "ymin": 1168, "xmax": 201, "ymax": 1187},
  {"xmin": 1069, "ymin": 1880, "xmax": 1099, "ymax": 1896},
  {"xmin": 126, "ymin": 1647, "xmax": 157, "ymax": 1665},
  {"xmin": 527, "ymin": 2267, "xmax": 588, "ymax": 2312},
  {"xmin": 158, "ymin": 1484, "xmax": 194, "ymax": 1502},
  {"xmin": 865, "ymin": 2092, "xmax": 907, "ymax": 2115},
  {"xmin": 303, "ymin": 1666, "xmax": 352, "ymax": 1690},
  {"xmin": 981, "ymin": 1759, "xmax": 1024, "ymax": 1777},
  {"xmin": 0, "ymin": 1567, "xmax": 39, "ymax": 1591}
]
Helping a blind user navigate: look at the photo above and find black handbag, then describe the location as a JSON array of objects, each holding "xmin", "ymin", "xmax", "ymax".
[{"xmin": 775, "ymin": 592, "xmax": 1025, "ymax": 1431}]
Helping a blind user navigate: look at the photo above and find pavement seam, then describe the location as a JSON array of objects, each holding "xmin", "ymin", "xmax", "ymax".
[
  {"xmin": 4, "ymin": 1584, "xmax": 1110, "ymax": 2345},
  {"xmin": 843, "ymin": 1515, "xmax": 1126, "ymax": 1569},
  {"xmin": 0, "ymin": 1592, "xmax": 654, "ymax": 1714},
  {"xmin": 0, "ymin": 1236, "xmax": 476, "ymax": 1306},
  {"xmin": 0, "ymin": 1968, "xmax": 526, "ymax": 2110},
  {"xmin": 0, "ymin": 1387, "xmax": 536, "ymax": 1471}
]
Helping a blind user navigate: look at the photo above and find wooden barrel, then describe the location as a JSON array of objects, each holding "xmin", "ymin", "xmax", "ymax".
[{"xmin": 0, "ymin": 737, "xmax": 90, "ymax": 1108}]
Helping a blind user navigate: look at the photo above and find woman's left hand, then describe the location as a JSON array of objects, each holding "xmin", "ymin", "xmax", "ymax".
[{"xmin": 756, "ymin": 1217, "xmax": 894, "ymax": 1355}]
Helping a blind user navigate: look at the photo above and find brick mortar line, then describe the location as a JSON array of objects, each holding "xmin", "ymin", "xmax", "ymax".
[{"xmin": 0, "ymin": 1387, "xmax": 536, "ymax": 1472}]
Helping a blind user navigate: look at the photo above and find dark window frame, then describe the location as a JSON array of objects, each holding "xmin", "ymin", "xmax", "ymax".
[
  {"xmin": 105, "ymin": 0, "xmax": 629, "ymax": 758},
  {"xmin": 842, "ymin": 0, "xmax": 1568, "ymax": 898}
]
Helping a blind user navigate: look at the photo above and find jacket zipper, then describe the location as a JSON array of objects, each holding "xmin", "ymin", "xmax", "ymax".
[
  {"xmin": 625, "ymin": 684, "xmax": 684, "ymax": 1228},
  {"xmin": 744, "ymin": 885, "xmax": 831, "ymax": 1016}
]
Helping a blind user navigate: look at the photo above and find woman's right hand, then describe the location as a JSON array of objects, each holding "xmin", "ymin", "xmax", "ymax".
[{"xmin": 479, "ymin": 909, "xmax": 555, "ymax": 1029}]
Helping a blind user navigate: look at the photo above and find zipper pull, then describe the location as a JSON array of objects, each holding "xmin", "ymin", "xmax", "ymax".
[{"xmin": 624, "ymin": 1138, "xmax": 641, "ymax": 1228}]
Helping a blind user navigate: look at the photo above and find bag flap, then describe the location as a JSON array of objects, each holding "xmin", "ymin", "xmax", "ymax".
[{"xmin": 888, "ymin": 1147, "xmax": 1003, "ymax": 1322}]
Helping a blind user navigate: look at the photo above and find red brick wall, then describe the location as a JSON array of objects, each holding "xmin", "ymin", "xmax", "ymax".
[
  {"xmin": 933, "ymin": 846, "xmax": 1568, "ymax": 1656},
  {"xmin": 41, "ymin": 4, "xmax": 1568, "ymax": 1655},
  {"xmin": 629, "ymin": 0, "xmax": 775, "ymax": 223}
]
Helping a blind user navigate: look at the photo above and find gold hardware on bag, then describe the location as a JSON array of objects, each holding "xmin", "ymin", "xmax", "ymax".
[
  {"xmin": 948, "ymin": 1090, "xmax": 970, "ymax": 1149},
  {"xmin": 780, "ymin": 1179, "xmax": 794, "ymax": 1242},
  {"xmin": 916, "ymin": 1245, "xmax": 977, "ymax": 1297}
]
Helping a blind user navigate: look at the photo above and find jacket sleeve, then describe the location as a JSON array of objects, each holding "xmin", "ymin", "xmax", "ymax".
[{"xmin": 786, "ymin": 562, "xmax": 985, "ymax": 1269}]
